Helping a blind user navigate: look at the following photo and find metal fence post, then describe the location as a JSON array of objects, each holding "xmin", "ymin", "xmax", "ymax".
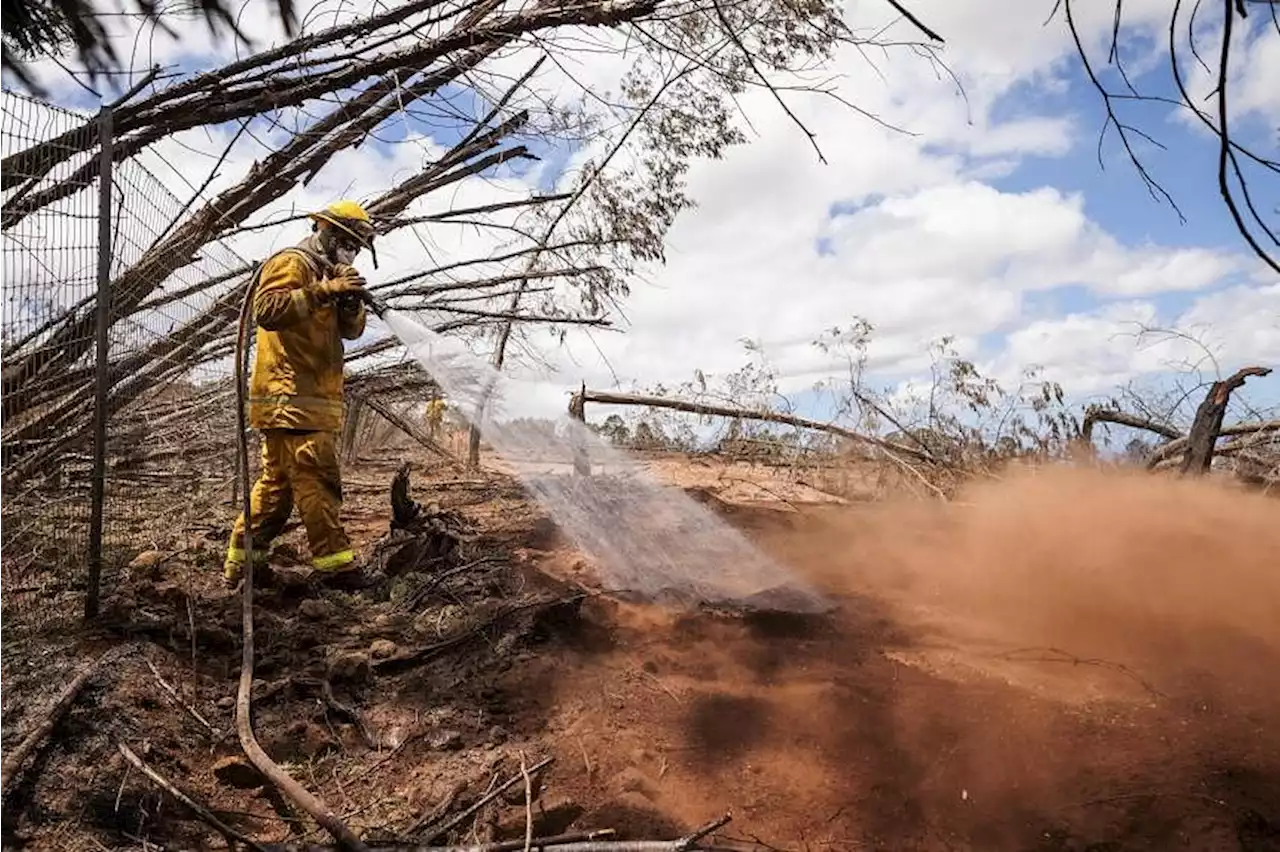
[{"xmin": 85, "ymin": 106, "xmax": 114, "ymax": 620}]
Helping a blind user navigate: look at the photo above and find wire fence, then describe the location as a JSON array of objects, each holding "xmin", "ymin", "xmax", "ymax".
[{"xmin": 2, "ymin": 90, "xmax": 249, "ymax": 631}]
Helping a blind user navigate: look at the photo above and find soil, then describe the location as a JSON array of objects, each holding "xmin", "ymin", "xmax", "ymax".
[{"xmin": 3, "ymin": 450, "xmax": 1279, "ymax": 851}]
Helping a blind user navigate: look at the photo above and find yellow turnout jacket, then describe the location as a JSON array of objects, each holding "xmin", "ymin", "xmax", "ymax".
[{"xmin": 248, "ymin": 238, "xmax": 366, "ymax": 432}]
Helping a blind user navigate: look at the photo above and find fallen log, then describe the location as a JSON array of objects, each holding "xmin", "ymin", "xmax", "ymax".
[
  {"xmin": 1, "ymin": 644, "xmax": 133, "ymax": 794},
  {"xmin": 571, "ymin": 389, "xmax": 931, "ymax": 463},
  {"xmin": 1146, "ymin": 419, "xmax": 1280, "ymax": 469}
]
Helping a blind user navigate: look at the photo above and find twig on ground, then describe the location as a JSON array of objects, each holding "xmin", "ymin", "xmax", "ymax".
[
  {"xmin": 638, "ymin": 669, "xmax": 683, "ymax": 705},
  {"xmin": 280, "ymin": 826, "xmax": 754, "ymax": 852},
  {"xmin": 401, "ymin": 556, "xmax": 505, "ymax": 612},
  {"xmin": 376, "ymin": 596, "xmax": 581, "ymax": 676},
  {"xmin": 187, "ymin": 594, "xmax": 198, "ymax": 676},
  {"xmin": 145, "ymin": 656, "xmax": 220, "ymax": 738},
  {"xmin": 320, "ymin": 679, "xmax": 377, "ymax": 749},
  {"xmin": 121, "ymin": 832, "xmax": 174, "ymax": 851},
  {"xmin": 710, "ymin": 476, "xmax": 800, "ymax": 512},
  {"xmin": 679, "ymin": 815, "xmax": 734, "ymax": 850},
  {"xmin": 407, "ymin": 782, "xmax": 467, "ymax": 838},
  {"xmin": 415, "ymin": 757, "xmax": 555, "ymax": 841},
  {"xmin": 116, "ymin": 742, "xmax": 272, "ymax": 852},
  {"xmin": 345, "ymin": 729, "xmax": 425, "ymax": 784},
  {"xmin": 578, "ymin": 738, "xmax": 594, "ymax": 780},
  {"xmin": 114, "ymin": 765, "xmax": 131, "ymax": 813},
  {"xmin": 2, "ymin": 644, "xmax": 132, "ymax": 793},
  {"xmin": 1060, "ymin": 790, "xmax": 1232, "ymax": 810},
  {"xmin": 520, "ymin": 751, "xmax": 534, "ymax": 852}
]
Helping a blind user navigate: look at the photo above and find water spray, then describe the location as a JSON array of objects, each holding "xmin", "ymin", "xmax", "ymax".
[{"xmin": 377, "ymin": 310, "xmax": 832, "ymax": 616}]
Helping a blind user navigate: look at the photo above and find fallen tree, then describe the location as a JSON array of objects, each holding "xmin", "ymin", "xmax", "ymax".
[{"xmin": 1081, "ymin": 366, "xmax": 1276, "ymax": 477}]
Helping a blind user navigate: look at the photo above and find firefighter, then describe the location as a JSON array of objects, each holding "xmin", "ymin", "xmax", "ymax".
[
  {"xmin": 425, "ymin": 395, "xmax": 446, "ymax": 442},
  {"xmin": 223, "ymin": 200, "xmax": 377, "ymax": 588}
]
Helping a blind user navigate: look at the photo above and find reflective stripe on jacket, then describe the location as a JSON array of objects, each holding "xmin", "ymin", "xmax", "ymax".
[{"xmin": 248, "ymin": 238, "xmax": 367, "ymax": 431}]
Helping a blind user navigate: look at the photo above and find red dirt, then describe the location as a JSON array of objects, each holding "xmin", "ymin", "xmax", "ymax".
[
  {"xmin": 4, "ymin": 458, "xmax": 1279, "ymax": 850},
  {"xmin": 520, "ymin": 466, "xmax": 1280, "ymax": 851}
]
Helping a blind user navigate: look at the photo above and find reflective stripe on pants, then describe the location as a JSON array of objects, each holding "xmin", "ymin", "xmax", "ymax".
[{"xmin": 224, "ymin": 548, "xmax": 272, "ymax": 565}]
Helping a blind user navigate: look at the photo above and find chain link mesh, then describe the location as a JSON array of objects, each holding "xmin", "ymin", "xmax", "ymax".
[
  {"xmin": 2, "ymin": 90, "xmax": 249, "ymax": 631},
  {"xmin": 3, "ymin": 92, "xmax": 100, "ymax": 621}
]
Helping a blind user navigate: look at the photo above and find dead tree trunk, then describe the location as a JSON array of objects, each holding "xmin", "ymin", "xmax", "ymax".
[
  {"xmin": 342, "ymin": 397, "xmax": 367, "ymax": 462},
  {"xmin": 1180, "ymin": 367, "xmax": 1273, "ymax": 475}
]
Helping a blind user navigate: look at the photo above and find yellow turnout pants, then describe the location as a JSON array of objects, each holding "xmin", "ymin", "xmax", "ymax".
[{"xmin": 224, "ymin": 429, "xmax": 354, "ymax": 580}]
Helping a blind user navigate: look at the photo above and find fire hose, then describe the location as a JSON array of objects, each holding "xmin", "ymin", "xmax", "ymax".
[{"xmin": 233, "ymin": 273, "xmax": 385, "ymax": 851}]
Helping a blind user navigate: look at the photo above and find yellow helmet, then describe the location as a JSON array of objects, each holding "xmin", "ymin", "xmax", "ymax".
[{"xmin": 308, "ymin": 200, "xmax": 378, "ymax": 267}]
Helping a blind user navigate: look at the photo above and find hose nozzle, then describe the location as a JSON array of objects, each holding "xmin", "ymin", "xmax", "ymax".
[
  {"xmin": 338, "ymin": 288, "xmax": 389, "ymax": 318},
  {"xmin": 360, "ymin": 290, "xmax": 389, "ymax": 318}
]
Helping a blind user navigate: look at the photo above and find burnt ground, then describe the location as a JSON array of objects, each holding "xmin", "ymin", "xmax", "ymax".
[{"xmin": 2, "ymin": 449, "xmax": 1279, "ymax": 851}]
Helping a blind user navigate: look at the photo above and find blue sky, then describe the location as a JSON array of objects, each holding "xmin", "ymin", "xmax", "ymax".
[{"xmin": 991, "ymin": 65, "xmax": 1273, "ymax": 251}]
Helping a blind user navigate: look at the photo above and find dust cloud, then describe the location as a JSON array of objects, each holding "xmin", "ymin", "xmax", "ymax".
[
  {"xmin": 777, "ymin": 466, "xmax": 1280, "ymax": 688},
  {"xmin": 566, "ymin": 467, "xmax": 1280, "ymax": 848}
]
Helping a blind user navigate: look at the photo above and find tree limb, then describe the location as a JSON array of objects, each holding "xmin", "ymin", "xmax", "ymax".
[
  {"xmin": 1080, "ymin": 406, "xmax": 1184, "ymax": 444},
  {"xmin": 575, "ymin": 389, "xmax": 933, "ymax": 462}
]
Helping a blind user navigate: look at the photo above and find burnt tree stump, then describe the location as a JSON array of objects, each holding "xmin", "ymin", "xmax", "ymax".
[{"xmin": 568, "ymin": 383, "xmax": 590, "ymax": 477}]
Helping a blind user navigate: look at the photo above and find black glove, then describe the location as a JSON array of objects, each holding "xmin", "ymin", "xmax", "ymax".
[{"xmin": 310, "ymin": 265, "xmax": 367, "ymax": 307}]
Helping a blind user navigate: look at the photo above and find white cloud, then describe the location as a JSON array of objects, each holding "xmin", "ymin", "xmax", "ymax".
[
  {"xmin": 522, "ymin": 174, "xmax": 1245, "ymax": 409},
  {"xmin": 1179, "ymin": 282, "xmax": 1280, "ymax": 366},
  {"xmin": 992, "ymin": 283, "xmax": 1280, "ymax": 396},
  {"xmin": 998, "ymin": 302, "xmax": 1170, "ymax": 394}
]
